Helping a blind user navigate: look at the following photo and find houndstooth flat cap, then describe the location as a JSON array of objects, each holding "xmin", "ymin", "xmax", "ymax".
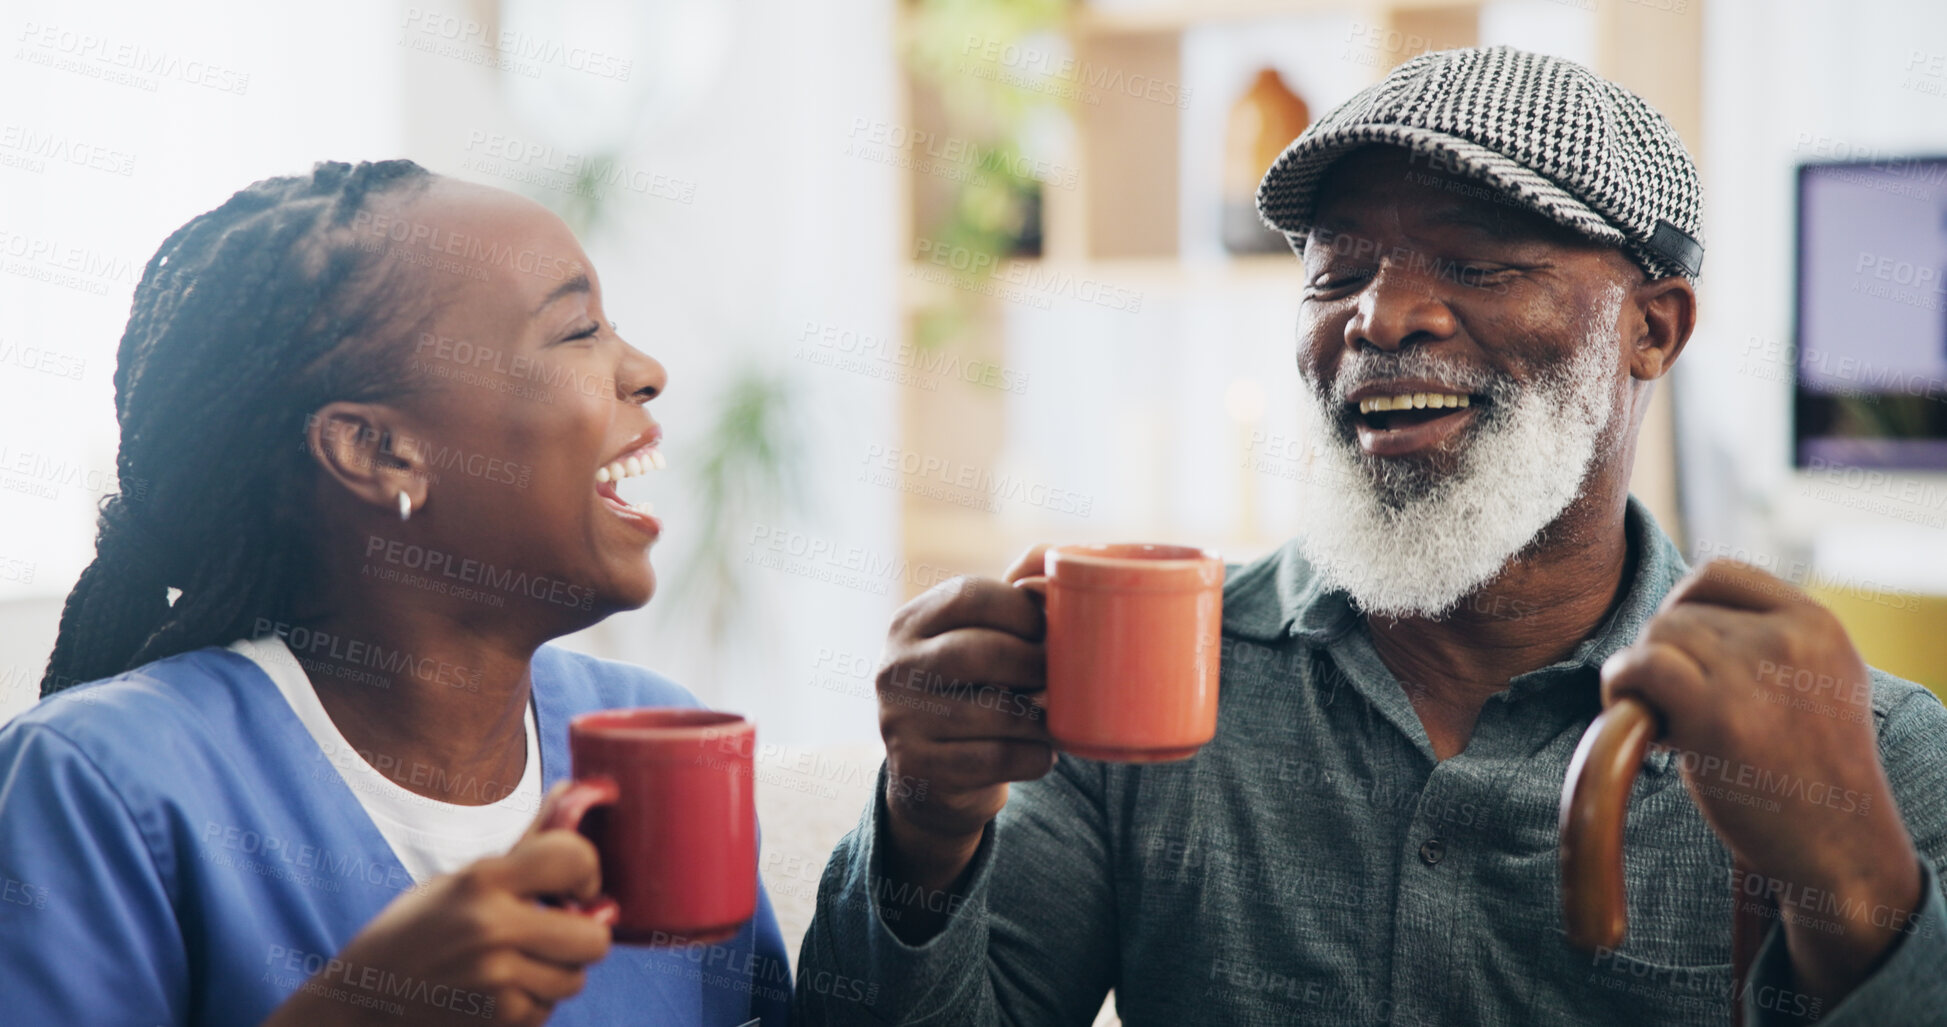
[{"xmin": 1256, "ymin": 46, "xmax": 1704, "ymax": 280}]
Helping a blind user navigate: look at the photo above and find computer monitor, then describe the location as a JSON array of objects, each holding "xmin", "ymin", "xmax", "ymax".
[{"xmin": 1793, "ymin": 157, "xmax": 1947, "ymax": 470}]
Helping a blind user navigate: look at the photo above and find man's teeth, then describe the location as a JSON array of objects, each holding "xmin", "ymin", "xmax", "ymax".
[
  {"xmin": 1357, "ymin": 392, "xmax": 1471, "ymax": 414},
  {"xmin": 594, "ymin": 447, "xmax": 666, "ymax": 484}
]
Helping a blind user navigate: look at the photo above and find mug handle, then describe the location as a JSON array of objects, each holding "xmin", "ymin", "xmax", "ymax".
[
  {"xmin": 540, "ymin": 776, "xmax": 622, "ymax": 925},
  {"xmin": 1558, "ymin": 695, "xmax": 1659, "ymax": 950}
]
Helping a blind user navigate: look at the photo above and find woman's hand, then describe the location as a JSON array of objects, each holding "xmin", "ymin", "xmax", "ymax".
[{"xmin": 262, "ymin": 782, "xmax": 614, "ymax": 1027}]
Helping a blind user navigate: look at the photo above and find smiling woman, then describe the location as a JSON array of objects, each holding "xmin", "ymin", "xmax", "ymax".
[{"xmin": 0, "ymin": 160, "xmax": 789, "ymax": 1027}]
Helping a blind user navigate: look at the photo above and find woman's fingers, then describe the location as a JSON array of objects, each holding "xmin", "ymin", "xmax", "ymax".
[
  {"xmin": 489, "ymin": 829, "xmax": 604, "ymax": 905},
  {"xmin": 484, "ymin": 947, "xmax": 593, "ymax": 1004},
  {"xmin": 498, "ymin": 898, "xmax": 616, "ymax": 968},
  {"xmin": 519, "ymin": 780, "xmax": 577, "ymax": 844}
]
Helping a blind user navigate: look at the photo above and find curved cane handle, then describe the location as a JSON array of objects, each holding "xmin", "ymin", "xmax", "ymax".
[{"xmin": 1559, "ymin": 696, "xmax": 1661, "ymax": 951}]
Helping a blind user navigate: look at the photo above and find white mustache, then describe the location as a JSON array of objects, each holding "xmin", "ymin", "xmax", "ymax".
[
  {"xmin": 1291, "ymin": 302, "xmax": 1623, "ymax": 620},
  {"xmin": 1323, "ymin": 350, "xmax": 1506, "ymax": 408}
]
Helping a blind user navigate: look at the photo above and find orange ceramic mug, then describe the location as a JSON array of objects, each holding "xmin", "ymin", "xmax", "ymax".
[{"xmin": 1020, "ymin": 543, "xmax": 1224, "ymax": 762}]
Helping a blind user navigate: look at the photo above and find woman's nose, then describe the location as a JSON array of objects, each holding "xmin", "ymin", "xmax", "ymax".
[{"xmin": 618, "ymin": 344, "xmax": 666, "ymax": 404}]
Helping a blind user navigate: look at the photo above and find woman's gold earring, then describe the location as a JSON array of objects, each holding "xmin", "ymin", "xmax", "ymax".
[{"xmin": 398, "ymin": 491, "xmax": 412, "ymax": 522}]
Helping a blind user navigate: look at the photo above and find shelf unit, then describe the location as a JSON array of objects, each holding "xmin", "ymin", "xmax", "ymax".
[
  {"xmin": 1051, "ymin": 0, "xmax": 1484, "ymax": 264},
  {"xmin": 893, "ymin": 0, "xmax": 1704, "ymax": 599}
]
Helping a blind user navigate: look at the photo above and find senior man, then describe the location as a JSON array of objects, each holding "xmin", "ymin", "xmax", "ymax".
[{"xmin": 795, "ymin": 47, "xmax": 1947, "ymax": 1025}]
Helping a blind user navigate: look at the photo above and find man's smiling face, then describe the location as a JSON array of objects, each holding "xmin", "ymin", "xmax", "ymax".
[{"xmin": 1290, "ymin": 146, "xmax": 1649, "ymax": 618}]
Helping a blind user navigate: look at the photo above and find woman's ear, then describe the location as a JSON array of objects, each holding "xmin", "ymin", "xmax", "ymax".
[
  {"xmin": 1627, "ymin": 274, "xmax": 1697, "ymax": 382},
  {"xmin": 306, "ymin": 403, "xmax": 427, "ymax": 515}
]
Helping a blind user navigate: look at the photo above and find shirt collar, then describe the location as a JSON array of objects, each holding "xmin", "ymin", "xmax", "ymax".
[{"xmin": 1222, "ymin": 495, "xmax": 1690, "ymax": 676}]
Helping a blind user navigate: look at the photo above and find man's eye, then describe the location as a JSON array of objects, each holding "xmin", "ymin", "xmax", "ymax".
[
  {"xmin": 1305, "ymin": 270, "xmax": 1369, "ymax": 296},
  {"xmin": 1458, "ymin": 264, "xmax": 1517, "ymax": 285}
]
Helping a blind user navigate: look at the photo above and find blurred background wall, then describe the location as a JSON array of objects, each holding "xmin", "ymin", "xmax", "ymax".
[
  {"xmin": 6, "ymin": 0, "xmax": 1947, "ymax": 989},
  {"xmin": 0, "ymin": 0, "xmax": 903, "ymax": 748}
]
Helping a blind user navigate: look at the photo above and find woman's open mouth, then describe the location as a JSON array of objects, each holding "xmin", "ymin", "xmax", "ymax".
[
  {"xmin": 1349, "ymin": 389, "xmax": 1483, "ymax": 457},
  {"xmin": 595, "ymin": 441, "xmax": 664, "ymax": 537}
]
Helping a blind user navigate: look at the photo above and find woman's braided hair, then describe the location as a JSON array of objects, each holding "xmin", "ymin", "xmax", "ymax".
[{"xmin": 41, "ymin": 159, "xmax": 435, "ymax": 695}]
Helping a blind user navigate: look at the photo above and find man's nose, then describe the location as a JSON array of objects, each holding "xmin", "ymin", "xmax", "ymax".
[{"xmin": 1343, "ymin": 265, "xmax": 1460, "ymax": 353}]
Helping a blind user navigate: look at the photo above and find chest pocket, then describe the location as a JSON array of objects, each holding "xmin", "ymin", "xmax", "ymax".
[
  {"xmin": 1612, "ymin": 778, "xmax": 1738, "ymax": 962},
  {"xmin": 1519, "ymin": 738, "xmax": 1738, "ymax": 948},
  {"xmin": 1475, "ymin": 764, "xmax": 1740, "ymax": 1024}
]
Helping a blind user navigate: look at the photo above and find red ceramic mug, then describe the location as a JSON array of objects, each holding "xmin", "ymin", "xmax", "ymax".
[
  {"xmin": 543, "ymin": 708, "xmax": 757, "ymax": 945},
  {"xmin": 1020, "ymin": 543, "xmax": 1225, "ymax": 762}
]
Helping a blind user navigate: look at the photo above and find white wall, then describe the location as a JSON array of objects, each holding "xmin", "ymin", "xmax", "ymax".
[
  {"xmin": 1686, "ymin": 0, "xmax": 1947, "ymax": 590},
  {"xmin": 0, "ymin": 0, "xmax": 902, "ymax": 747},
  {"xmin": 0, "ymin": 0, "xmax": 408, "ymax": 718},
  {"xmin": 516, "ymin": 0, "xmax": 904, "ymax": 747}
]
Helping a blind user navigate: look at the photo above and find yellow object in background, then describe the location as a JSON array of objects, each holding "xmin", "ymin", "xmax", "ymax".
[{"xmin": 1807, "ymin": 585, "xmax": 1947, "ymax": 701}]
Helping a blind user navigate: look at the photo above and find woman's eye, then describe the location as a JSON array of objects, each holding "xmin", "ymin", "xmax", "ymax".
[{"xmin": 565, "ymin": 322, "xmax": 601, "ymax": 342}]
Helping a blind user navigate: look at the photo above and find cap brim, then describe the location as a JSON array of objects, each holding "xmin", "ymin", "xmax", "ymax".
[{"xmin": 1255, "ymin": 124, "xmax": 1629, "ymax": 255}]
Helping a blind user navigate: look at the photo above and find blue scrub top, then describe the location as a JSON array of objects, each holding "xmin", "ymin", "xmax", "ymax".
[{"xmin": 0, "ymin": 644, "xmax": 792, "ymax": 1026}]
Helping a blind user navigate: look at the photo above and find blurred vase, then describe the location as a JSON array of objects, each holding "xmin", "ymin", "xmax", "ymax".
[{"xmin": 1222, "ymin": 68, "xmax": 1310, "ymax": 255}]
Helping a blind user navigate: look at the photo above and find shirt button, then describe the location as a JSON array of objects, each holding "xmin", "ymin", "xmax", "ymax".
[{"xmin": 1419, "ymin": 838, "xmax": 1446, "ymax": 865}]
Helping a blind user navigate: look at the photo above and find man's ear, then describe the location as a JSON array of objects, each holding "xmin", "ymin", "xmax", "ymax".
[
  {"xmin": 306, "ymin": 403, "xmax": 427, "ymax": 515},
  {"xmin": 1627, "ymin": 274, "xmax": 1697, "ymax": 382}
]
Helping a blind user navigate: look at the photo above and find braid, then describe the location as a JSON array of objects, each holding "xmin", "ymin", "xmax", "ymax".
[{"xmin": 41, "ymin": 159, "xmax": 434, "ymax": 695}]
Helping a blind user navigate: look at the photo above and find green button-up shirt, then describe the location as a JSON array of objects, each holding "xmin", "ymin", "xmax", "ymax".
[{"xmin": 795, "ymin": 498, "xmax": 1947, "ymax": 1025}]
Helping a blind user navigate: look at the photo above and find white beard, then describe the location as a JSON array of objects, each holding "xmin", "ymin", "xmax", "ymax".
[{"xmin": 1292, "ymin": 288, "xmax": 1623, "ymax": 620}]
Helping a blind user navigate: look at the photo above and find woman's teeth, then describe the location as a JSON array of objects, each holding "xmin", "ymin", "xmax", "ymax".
[
  {"xmin": 595, "ymin": 447, "xmax": 666, "ymax": 484},
  {"xmin": 595, "ymin": 447, "xmax": 664, "ymax": 518},
  {"xmin": 1357, "ymin": 392, "xmax": 1471, "ymax": 414}
]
